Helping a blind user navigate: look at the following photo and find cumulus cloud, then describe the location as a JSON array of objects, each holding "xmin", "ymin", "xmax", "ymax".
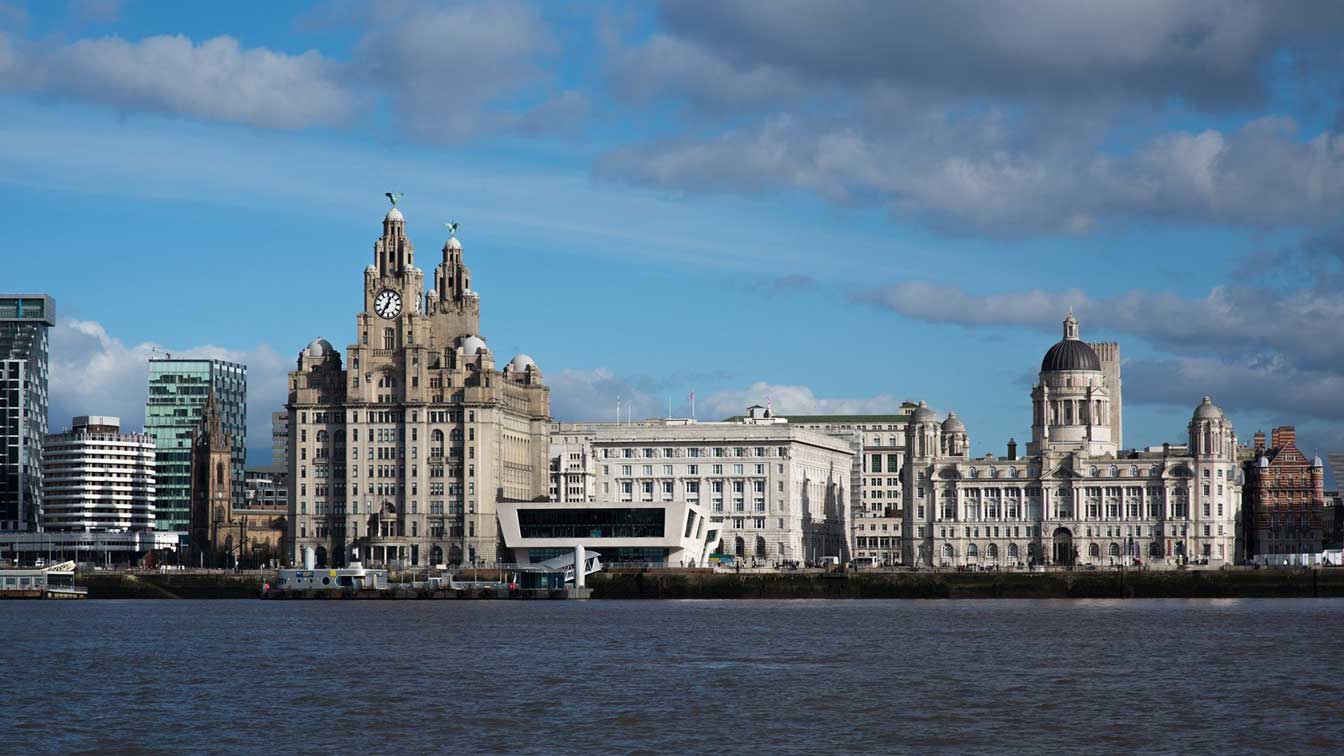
[
  {"xmin": 853, "ymin": 230, "xmax": 1344, "ymax": 445},
  {"xmin": 598, "ymin": 2, "xmax": 1344, "ymax": 237},
  {"xmin": 856, "ymin": 276, "xmax": 1344, "ymax": 370},
  {"xmin": 0, "ymin": 33, "xmax": 354, "ymax": 129},
  {"xmin": 548, "ymin": 369, "xmax": 906, "ymax": 423},
  {"xmin": 352, "ymin": 1, "xmax": 582, "ymax": 143},
  {"xmin": 48, "ymin": 319, "xmax": 290, "ymax": 464},
  {"xmin": 643, "ymin": 0, "xmax": 1344, "ymax": 110},
  {"xmin": 600, "ymin": 116, "xmax": 1344, "ymax": 237}
]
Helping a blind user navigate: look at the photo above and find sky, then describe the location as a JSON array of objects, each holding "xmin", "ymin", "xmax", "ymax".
[{"xmin": 3, "ymin": 1, "xmax": 1343, "ymax": 478}]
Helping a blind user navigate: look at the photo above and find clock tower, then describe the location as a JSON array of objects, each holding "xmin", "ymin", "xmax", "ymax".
[{"xmin": 287, "ymin": 199, "xmax": 552, "ymax": 569}]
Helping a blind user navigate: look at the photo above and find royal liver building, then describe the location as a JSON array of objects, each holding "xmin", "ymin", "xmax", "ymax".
[
  {"xmin": 902, "ymin": 312, "xmax": 1241, "ymax": 568},
  {"xmin": 287, "ymin": 201, "xmax": 551, "ymax": 568}
]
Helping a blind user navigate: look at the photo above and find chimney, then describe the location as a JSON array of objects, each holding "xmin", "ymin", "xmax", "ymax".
[
  {"xmin": 1253, "ymin": 431, "xmax": 1266, "ymax": 453},
  {"xmin": 1007, "ymin": 438, "xmax": 1018, "ymax": 460},
  {"xmin": 1271, "ymin": 426, "xmax": 1295, "ymax": 450}
]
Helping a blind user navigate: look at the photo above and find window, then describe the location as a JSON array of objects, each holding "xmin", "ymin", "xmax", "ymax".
[{"xmin": 383, "ymin": 328, "xmax": 394, "ymax": 349}]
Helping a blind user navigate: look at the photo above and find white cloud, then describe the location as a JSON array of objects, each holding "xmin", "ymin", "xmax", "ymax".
[
  {"xmin": 48, "ymin": 319, "xmax": 290, "ymax": 463},
  {"xmin": 549, "ymin": 368, "xmax": 905, "ymax": 423},
  {"xmin": 0, "ymin": 33, "xmax": 354, "ymax": 129}
]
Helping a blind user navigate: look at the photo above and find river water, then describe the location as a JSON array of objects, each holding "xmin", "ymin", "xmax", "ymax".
[{"xmin": 4, "ymin": 599, "xmax": 1343, "ymax": 754}]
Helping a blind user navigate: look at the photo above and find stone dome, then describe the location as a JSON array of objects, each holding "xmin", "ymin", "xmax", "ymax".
[
  {"xmin": 1192, "ymin": 396, "xmax": 1224, "ymax": 421},
  {"xmin": 459, "ymin": 335, "xmax": 487, "ymax": 354},
  {"xmin": 447, "ymin": 237, "xmax": 462, "ymax": 250},
  {"xmin": 385, "ymin": 207, "xmax": 404, "ymax": 222},
  {"xmin": 508, "ymin": 354, "xmax": 537, "ymax": 372},
  {"xmin": 365, "ymin": 264, "xmax": 378, "ymax": 275},
  {"xmin": 911, "ymin": 401, "xmax": 938, "ymax": 424},
  {"xmin": 305, "ymin": 337, "xmax": 334, "ymax": 359},
  {"xmin": 941, "ymin": 412, "xmax": 965, "ymax": 432},
  {"xmin": 1041, "ymin": 338, "xmax": 1101, "ymax": 372}
]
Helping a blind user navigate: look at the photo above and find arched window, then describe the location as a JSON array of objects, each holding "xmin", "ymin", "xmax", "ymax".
[
  {"xmin": 1109, "ymin": 465, "xmax": 1118, "ymax": 477},
  {"xmin": 987, "ymin": 543, "xmax": 999, "ymax": 561},
  {"xmin": 317, "ymin": 430, "xmax": 329, "ymax": 443},
  {"xmin": 1088, "ymin": 543, "xmax": 1100, "ymax": 558},
  {"xmin": 967, "ymin": 543, "xmax": 979, "ymax": 558},
  {"xmin": 1108, "ymin": 543, "xmax": 1121, "ymax": 557},
  {"xmin": 1009, "ymin": 467, "xmax": 1018, "ymax": 478},
  {"xmin": 1129, "ymin": 465, "xmax": 1139, "ymax": 477},
  {"xmin": 968, "ymin": 467, "xmax": 977, "ymax": 478},
  {"xmin": 431, "ymin": 429, "xmax": 444, "ymax": 456},
  {"xmin": 989, "ymin": 467, "xmax": 999, "ymax": 478},
  {"xmin": 734, "ymin": 537, "xmax": 745, "ymax": 557},
  {"xmin": 1007, "ymin": 543, "xmax": 1020, "ymax": 561},
  {"xmin": 1089, "ymin": 466, "xmax": 1099, "ymax": 477},
  {"xmin": 216, "ymin": 463, "xmax": 225, "ymax": 485},
  {"xmin": 755, "ymin": 537, "xmax": 766, "ymax": 557}
]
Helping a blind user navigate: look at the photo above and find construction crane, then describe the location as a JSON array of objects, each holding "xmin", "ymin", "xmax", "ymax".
[{"xmin": 149, "ymin": 346, "xmax": 172, "ymax": 360}]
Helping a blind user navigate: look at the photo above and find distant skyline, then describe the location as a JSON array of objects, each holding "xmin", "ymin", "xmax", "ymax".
[{"xmin": 3, "ymin": 1, "xmax": 1343, "ymax": 477}]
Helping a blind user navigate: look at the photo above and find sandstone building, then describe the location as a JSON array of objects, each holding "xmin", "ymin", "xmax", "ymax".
[{"xmin": 287, "ymin": 202, "xmax": 550, "ymax": 568}]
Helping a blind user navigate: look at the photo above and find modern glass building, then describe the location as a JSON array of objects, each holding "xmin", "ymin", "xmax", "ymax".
[
  {"xmin": 144, "ymin": 359, "xmax": 246, "ymax": 531},
  {"xmin": 1, "ymin": 294, "xmax": 55, "ymax": 533}
]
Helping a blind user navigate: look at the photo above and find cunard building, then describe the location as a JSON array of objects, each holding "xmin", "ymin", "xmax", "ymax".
[
  {"xmin": 287, "ymin": 201, "xmax": 551, "ymax": 568},
  {"xmin": 901, "ymin": 312, "xmax": 1242, "ymax": 569}
]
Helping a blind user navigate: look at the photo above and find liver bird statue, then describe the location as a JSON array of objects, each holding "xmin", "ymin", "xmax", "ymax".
[{"xmin": 385, "ymin": 192, "xmax": 404, "ymax": 207}]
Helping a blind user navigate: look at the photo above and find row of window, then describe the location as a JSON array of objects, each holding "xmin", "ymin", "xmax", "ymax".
[{"xmin": 601, "ymin": 446, "xmax": 788, "ymax": 459}]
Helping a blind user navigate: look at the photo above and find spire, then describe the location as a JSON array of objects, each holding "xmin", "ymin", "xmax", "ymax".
[{"xmin": 1063, "ymin": 309, "xmax": 1079, "ymax": 340}]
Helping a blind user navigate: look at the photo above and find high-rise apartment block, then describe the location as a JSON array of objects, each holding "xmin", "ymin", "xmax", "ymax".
[
  {"xmin": 1, "ymin": 294, "xmax": 54, "ymax": 533},
  {"xmin": 144, "ymin": 358, "xmax": 247, "ymax": 532},
  {"xmin": 42, "ymin": 416, "xmax": 156, "ymax": 532}
]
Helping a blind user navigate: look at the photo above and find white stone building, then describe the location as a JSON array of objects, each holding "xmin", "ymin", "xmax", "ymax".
[
  {"xmin": 550, "ymin": 407, "xmax": 855, "ymax": 564},
  {"xmin": 42, "ymin": 416, "xmax": 156, "ymax": 533},
  {"xmin": 728, "ymin": 410, "xmax": 915, "ymax": 566},
  {"xmin": 902, "ymin": 313, "xmax": 1242, "ymax": 568}
]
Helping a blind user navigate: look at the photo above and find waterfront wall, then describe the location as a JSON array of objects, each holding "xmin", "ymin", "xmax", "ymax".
[
  {"xmin": 73, "ymin": 568, "xmax": 1344, "ymax": 599},
  {"xmin": 80, "ymin": 572, "xmax": 265, "ymax": 599},
  {"xmin": 588, "ymin": 569, "xmax": 1344, "ymax": 600}
]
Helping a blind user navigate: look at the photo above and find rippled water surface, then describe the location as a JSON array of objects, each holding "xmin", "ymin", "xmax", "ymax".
[{"xmin": 4, "ymin": 599, "xmax": 1343, "ymax": 754}]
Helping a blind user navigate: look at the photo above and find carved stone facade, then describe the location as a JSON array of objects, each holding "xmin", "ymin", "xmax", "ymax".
[
  {"xmin": 288, "ymin": 205, "xmax": 551, "ymax": 568},
  {"xmin": 903, "ymin": 313, "xmax": 1242, "ymax": 569}
]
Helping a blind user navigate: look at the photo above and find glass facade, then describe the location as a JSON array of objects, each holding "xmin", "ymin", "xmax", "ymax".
[
  {"xmin": 144, "ymin": 359, "xmax": 246, "ymax": 531},
  {"xmin": 518, "ymin": 508, "xmax": 665, "ymax": 539},
  {"xmin": 525, "ymin": 546, "xmax": 669, "ymax": 564},
  {"xmin": 0, "ymin": 294, "xmax": 54, "ymax": 532}
]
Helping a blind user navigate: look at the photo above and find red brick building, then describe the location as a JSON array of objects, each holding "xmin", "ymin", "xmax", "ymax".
[{"xmin": 1243, "ymin": 426, "xmax": 1326, "ymax": 557}]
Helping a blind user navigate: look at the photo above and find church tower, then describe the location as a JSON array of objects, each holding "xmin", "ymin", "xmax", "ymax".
[{"xmin": 190, "ymin": 391, "xmax": 233, "ymax": 566}]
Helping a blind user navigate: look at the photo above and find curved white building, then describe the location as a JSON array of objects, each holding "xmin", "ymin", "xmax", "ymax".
[{"xmin": 42, "ymin": 416, "xmax": 156, "ymax": 532}]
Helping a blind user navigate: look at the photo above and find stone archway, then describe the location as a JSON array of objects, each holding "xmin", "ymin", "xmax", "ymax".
[
  {"xmin": 1051, "ymin": 527, "xmax": 1074, "ymax": 566},
  {"xmin": 315, "ymin": 546, "xmax": 328, "ymax": 568},
  {"xmin": 431, "ymin": 544, "xmax": 444, "ymax": 566}
]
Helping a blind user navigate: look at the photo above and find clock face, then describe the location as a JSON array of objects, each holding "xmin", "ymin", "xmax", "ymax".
[{"xmin": 374, "ymin": 289, "xmax": 402, "ymax": 319}]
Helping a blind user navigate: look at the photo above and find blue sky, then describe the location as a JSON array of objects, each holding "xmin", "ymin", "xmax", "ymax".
[{"xmin": 3, "ymin": 1, "xmax": 1343, "ymax": 476}]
